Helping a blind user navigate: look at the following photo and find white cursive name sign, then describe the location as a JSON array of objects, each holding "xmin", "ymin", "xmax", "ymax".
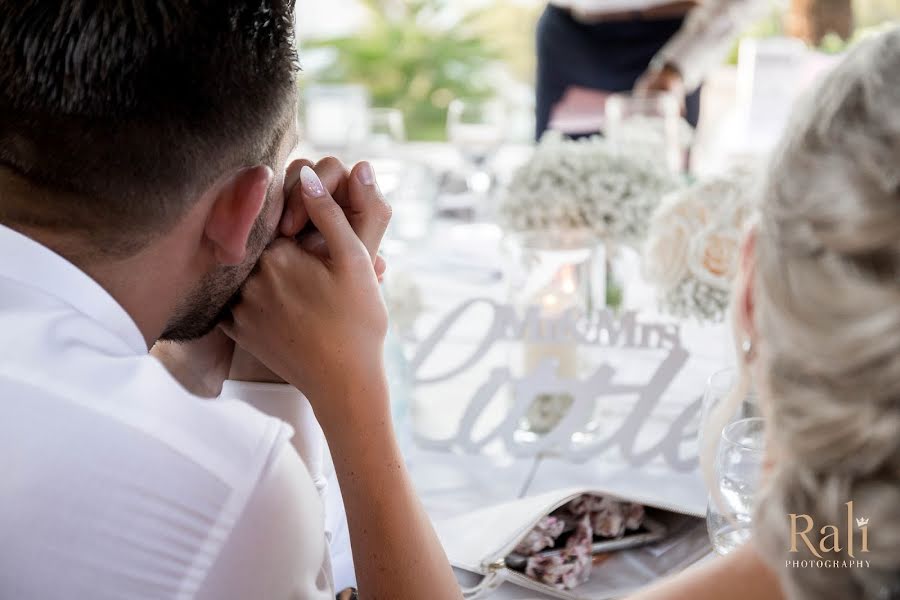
[{"xmin": 409, "ymin": 298, "xmax": 703, "ymax": 472}]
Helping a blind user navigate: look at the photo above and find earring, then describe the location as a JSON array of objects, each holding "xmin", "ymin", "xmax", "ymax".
[{"xmin": 741, "ymin": 338, "xmax": 756, "ymax": 363}]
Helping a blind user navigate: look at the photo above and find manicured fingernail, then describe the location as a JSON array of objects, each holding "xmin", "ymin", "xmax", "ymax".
[
  {"xmin": 279, "ymin": 208, "xmax": 294, "ymax": 234},
  {"xmin": 284, "ymin": 163, "xmax": 304, "ymax": 194},
  {"xmin": 357, "ymin": 162, "xmax": 376, "ymax": 186},
  {"xmin": 300, "ymin": 165, "xmax": 325, "ymax": 197}
]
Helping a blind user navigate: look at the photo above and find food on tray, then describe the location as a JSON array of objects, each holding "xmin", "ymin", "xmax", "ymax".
[
  {"xmin": 525, "ymin": 513, "xmax": 593, "ymax": 589},
  {"xmin": 513, "ymin": 515, "xmax": 566, "ymax": 555},
  {"xmin": 506, "ymin": 494, "xmax": 662, "ymax": 591}
]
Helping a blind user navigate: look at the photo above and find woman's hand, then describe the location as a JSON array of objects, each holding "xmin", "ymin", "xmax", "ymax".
[
  {"xmin": 221, "ymin": 163, "xmax": 392, "ymax": 429},
  {"xmin": 226, "ymin": 246, "xmax": 387, "ymax": 384},
  {"xmin": 225, "ymin": 163, "xmax": 461, "ymax": 600},
  {"xmin": 634, "ymin": 63, "xmax": 686, "ymax": 114},
  {"xmin": 228, "ymin": 157, "xmax": 387, "ymax": 386}
]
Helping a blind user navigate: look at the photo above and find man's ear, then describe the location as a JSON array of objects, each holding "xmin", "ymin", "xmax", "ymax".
[
  {"xmin": 204, "ymin": 166, "xmax": 274, "ymax": 265},
  {"xmin": 736, "ymin": 226, "xmax": 758, "ymax": 342}
]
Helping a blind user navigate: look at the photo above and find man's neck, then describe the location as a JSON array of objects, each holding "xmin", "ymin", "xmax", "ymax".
[{"xmin": 13, "ymin": 224, "xmax": 189, "ymax": 351}]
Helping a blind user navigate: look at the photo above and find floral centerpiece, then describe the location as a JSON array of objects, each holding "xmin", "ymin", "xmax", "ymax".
[
  {"xmin": 499, "ymin": 131, "xmax": 683, "ymax": 247},
  {"xmin": 642, "ymin": 164, "xmax": 760, "ymax": 322},
  {"xmin": 499, "ymin": 129, "xmax": 685, "ymax": 433}
]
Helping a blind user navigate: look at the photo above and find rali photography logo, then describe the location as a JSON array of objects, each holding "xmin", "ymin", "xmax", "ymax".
[{"xmin": 787, "ymin": 501, "xmax": 871, "ymax": 570}]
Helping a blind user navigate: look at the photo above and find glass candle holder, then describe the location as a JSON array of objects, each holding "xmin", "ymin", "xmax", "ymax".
[{"xmin": 507, "ymin": 230, "xmax": 606, "ymax": 434}]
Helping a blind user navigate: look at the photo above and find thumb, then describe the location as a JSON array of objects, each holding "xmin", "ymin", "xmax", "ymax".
[{"xmin": 299, "ymin": 166, "xmax": 366, "ymax": 262}]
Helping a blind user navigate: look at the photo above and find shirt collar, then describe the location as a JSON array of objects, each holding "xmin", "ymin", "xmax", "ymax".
[{"xmin": 0, "ymin": 224, "xmax": 147, "ymax": 355}]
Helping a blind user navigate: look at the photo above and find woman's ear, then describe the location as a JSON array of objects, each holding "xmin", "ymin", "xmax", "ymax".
[{"xmin": 204, "ymin": 166, "xmax": 274, "ymax": 265}]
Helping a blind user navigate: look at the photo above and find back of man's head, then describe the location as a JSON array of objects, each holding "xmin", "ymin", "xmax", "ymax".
[{"xmin": 0, "ymin": 1, "xmax": 298, "ymax": 256}]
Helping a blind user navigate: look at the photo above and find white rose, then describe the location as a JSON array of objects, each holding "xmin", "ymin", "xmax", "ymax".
[
  {"xmin": 663, "ymin": 194, "xmax": 709, "ymax": 230},
  {"xmin": 642, "ymin": 215, "xmax": 692, "ymax": 292},
  {"xmin": 686, "ymin": 228, "xmax": 742, "ymax": 291}
]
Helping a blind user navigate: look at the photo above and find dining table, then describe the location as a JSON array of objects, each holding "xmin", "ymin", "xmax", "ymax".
[{"xmin": 303, "ymin": 141, "xmax": 730, "ymax": 599}]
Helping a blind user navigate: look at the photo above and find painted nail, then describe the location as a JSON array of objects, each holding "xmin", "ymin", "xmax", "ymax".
[
  {"xmin": 284, "ymin": 162, "xmax": 304, "ymax": 195},
  {"xmin": 299, "ymin": 165, "xmax": 326, "ymax": 197},
  {"xmin": 357, "ymin": 162, "xmax": 376, "ymax": 186},
  {"xmin": 279, "ymin": 208, "xmax": 294, "ymax": 234}
]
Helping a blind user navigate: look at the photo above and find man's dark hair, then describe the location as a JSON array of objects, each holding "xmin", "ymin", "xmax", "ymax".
[{"xmin": 0, "ymin": 1, "xmax": 298, "ymax": 256}]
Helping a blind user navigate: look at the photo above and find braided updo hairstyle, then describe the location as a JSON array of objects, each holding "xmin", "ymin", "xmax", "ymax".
[{"xmin": 749, "ymin": 28, "xmax": 900, "ymax": 600}]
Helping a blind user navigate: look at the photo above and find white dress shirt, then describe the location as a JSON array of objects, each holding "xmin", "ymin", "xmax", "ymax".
[
  {"xmin": 551, "ymin": 0, "xmax": 770, "ymax": 90},
  {"xmin": 0, "ymin": 224, "xmax": 335, "ymax": 599}
]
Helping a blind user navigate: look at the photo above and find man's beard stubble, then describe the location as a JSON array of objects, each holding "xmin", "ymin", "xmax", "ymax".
[{"xmin": 159, "ymin": 197, "xmax": 276, "ymax": 342}]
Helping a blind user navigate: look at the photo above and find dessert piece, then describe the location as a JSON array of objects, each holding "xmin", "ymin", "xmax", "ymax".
[
  {"xmin": 513, "ymin": 515, "xmax": 566, "ymax": 555},
  {"xmin": 512, "ymin": 495, "xmax": 651, "ymax": 591},
  {"xmin": 526, "ymin": 514, "xmax": 593, "ymax": 590},
  {"xmin": 591, "ymin": 497, "xmax": 627, "ymax": 538},
  {"xmin": 567, "ymin": 494, "xmax": 608, "ymax": 516},
  {"xmin": 624, "ymin": 502, "xmax": 646, "ymax": 531}
]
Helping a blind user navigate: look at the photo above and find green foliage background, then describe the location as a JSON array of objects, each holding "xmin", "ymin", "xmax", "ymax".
[
  {"xmin": 305, "ymin": 0, "xmax": 898, "ymax": 139},
  {"xmin": 305, "ymin": 0, "xmax": 499, "ymax": 140}
]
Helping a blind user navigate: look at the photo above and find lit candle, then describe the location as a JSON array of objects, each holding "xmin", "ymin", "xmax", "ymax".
[{"xmin": 523, "ymin": 265, "xmax": 579, "ymax": 379}]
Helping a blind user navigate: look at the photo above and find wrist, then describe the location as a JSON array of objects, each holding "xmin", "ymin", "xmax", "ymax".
[
  {"xmin": 308, "ymin": 363, "xmax": 392, "ymax": 439},
  {"xmin": 649, "ymin": 53, "xmax": 680, "ymax": 75},
  {"xmin": 228, "ymin": 343, "xmax": 287, "ymax": 384},
  {"xmin": 328, "ymin": 410, "xmax": 402, "ymax": 475}
]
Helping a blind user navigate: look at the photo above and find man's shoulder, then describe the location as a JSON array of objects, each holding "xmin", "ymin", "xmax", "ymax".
[
  {"xmin": 0, "ymin": 351, "xmax": 290, "ymax": 486},
  {"xmin": 0, "ymin": 365, "xmax": 295, "ymax": 600}
]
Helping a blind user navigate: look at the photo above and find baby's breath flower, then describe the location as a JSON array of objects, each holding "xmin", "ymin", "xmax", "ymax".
[{"xmin": 500, "ymin": 130, "xmax": 683, "ymax": 246}]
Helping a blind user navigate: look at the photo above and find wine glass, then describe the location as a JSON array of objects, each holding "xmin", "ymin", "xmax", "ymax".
[
  {"xmin": 367, "ymin": 107, "xmax": 406, "ymax": 152},
  {"xmin": 707, "ymin": 417, "xmax": 765, "ymax": 555},
  {"xmin": 605, "ymin": 91, "xmax": 685, "ymax": 173},
  {"xmin": 363, "ymin": 108, "xmax": 435, "ymax": 246},
  {"xmin": 446, "ymin": 98, "xmax": 505, "ymax": 200},
  {"xmin": 700, "ymin": 368, "xmax": 758, "ymax": 447},
  {"xmin": 363, "ymin": 108, "xmax": 407, "ymax": 234},
  {"xmin": 302, "ymin": 84, "xmax": 369, "ymax": 152}
]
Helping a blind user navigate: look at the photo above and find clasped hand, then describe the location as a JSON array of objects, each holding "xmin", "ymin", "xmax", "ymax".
[
  {"xmin": 222, "ymin": 159, "xmax": 393, "ymax": 427},
  {"xmin": 153, "ymin": 156, "xmax": 391, "ymax": 426}
]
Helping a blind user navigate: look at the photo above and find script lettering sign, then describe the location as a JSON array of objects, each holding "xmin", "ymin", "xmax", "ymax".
[{"xmin": 409, "ymin": 299, "xmax": 703, "ymax": 472}]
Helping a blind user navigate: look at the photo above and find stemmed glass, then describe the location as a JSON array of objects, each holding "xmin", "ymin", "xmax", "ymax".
[
  {"xmin": 302, "ymin": 84, "xmax": 369, "ymax": 152},
  {"xmin": 700, "ymin": 368, "xmax": 757, "ymax": 446},
  {"xmin": 364, "ymin": 107, "xmax": 407, "ymax": 200},
  {"xmin": 363, "ymin": 108, "xmax": 435, "ymax": 247},
  {"xmin": 700, "ymin": 368, "xmax": 765, "ymax": 555},
  {"xmin": 367, "ymin": 107, "xmax": 406, "ymax": 152},
  {"xmin": 446, "ymin": 98, "xmax": 505, "ymax": 201},
  {"xmin": 604, "ymin": 91, "xmax": 685, "ymax": 173},
  {"xmin": 707, "ymin": 417, "xmax": 765, "ymax": 555}
]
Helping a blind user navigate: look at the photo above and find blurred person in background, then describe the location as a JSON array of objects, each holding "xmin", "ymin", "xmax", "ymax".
[{"xmin": 536, "ymin": 0, "xmax": 769, "ymax": 138}]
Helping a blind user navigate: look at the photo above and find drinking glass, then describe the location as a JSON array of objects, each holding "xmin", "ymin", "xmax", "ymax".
[
  {"xmin": 302, "ymin": 84, "xmax": 369, "ymax": 152},
  {"xmin": 446, "ymin": 98, "xmax": 505, "ymax": 199},
  {"xmin": 367, "ymin": 107, "xmax": 406, "ymax": 151},
  {"xmin": 604, "ymin": 91, "xmax": 685, "ymax": 173},
  {"xmin": 700, "ymin": 368, "xmax": 758, "ymax": 447},
  {"xmin": 373, "ymin": 158, "xmax": 436, "ymax": 245},
  {"xmin": 707, "ymin": 417, "xmax": 765, "ymax": 555}
]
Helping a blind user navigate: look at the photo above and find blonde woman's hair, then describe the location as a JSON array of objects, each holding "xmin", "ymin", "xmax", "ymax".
[{"xmin": 749, "ymin": 28, "xmax": 900, "ymax": 599}]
